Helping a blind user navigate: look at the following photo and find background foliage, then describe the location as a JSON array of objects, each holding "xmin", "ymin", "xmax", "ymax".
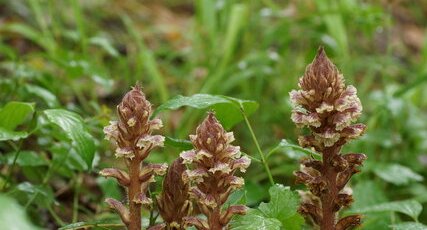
[{"xmin": 1, "ymin": 0, "xmax": 427, "ymax": 229}]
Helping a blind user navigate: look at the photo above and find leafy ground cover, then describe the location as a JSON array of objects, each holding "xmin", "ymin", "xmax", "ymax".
[{"xmin": 1, "ymin": 0, "xmax": 427, "ymax": 229}]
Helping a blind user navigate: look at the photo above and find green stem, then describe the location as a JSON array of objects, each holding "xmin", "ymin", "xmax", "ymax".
[
  {"xmin": 240, "ymin": 107, "xmax": 274, "ymax": 185},
  {"xmin": 2, "ymin": 140, "xmax": 23, "ymax": 191},
  {"xmin": 72, "ymin": 174, "xmax": 83, "ymax": 222},
  {"xmin": 47, "ymin": 205, "xmax": 66, "ymax": 226}
]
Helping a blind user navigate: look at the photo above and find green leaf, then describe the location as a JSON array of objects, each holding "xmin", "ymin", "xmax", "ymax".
[
  {"xmin": 0, "ymin": 195, "xmax": 39, "ymax": 230},
  {"xmin": 355, "ymin": 200, "xmax": 422, "ymax": 221},
  {"xmin": 164, "ymin": 136, "xmax": 193, "ymax": 150},
  {"xmin": 391, "ymin": 222, "xmax": 427, "ymax": 230},
  {"xmin": 267, "ymin": 139, "xmax": 321, "ymax": 160},
  {"xmin": 0, "ymin": 101, "xmax": 35, "ymax": 131},
  {"xmin": 89, "ymin": 36, "xmax": 119, "ymax": 57},
  {"xmin": 230, "ymin": 209, "xmax": 282, "ymax": 230},
  {"xmin": 58, "ymin": 220, "xmax": 124, "ymax": 230},
  {"xmin": 154, "ymin": 94, "xmax": 229, "ymax": 114},
  {"xmin": 44, "ymin": 109, "xmax": 95, "ymax": 169},
  {"xmin": 1, "ymin": 151, "xmax": 48, "ymax": 167},
  {"xmin": 349, "ymin": 180, "xmax": 390, "ymax": 230},
  {"xmin": 0, "ymin": 128, "xmax": 29, "ymax": 141},
  {"xmin": 374, "ymin": 164, "xmax": 423, "ymax": 185},
  {"xmin": 15, "ymin": 182, "xmax": 55, "ymax": 207},
  {"xmin": 212, "ymin": 96, "xmax": 259, "ymax": 128},
  {"xmin": 258, "ymin": 184, "xmax": 303, "ymax": 229},
  {"xmin": 153, "ymin": 94, "xmax": 258, "ymax": 128},
  {"xmin": 25, "ymin": 85, "xmax": 59, "ymax": 107}
]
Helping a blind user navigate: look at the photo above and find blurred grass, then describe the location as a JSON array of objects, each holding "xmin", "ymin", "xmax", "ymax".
[{"xmin": 1, "ymin": 0, "xmax": 427, "ymax": 228}]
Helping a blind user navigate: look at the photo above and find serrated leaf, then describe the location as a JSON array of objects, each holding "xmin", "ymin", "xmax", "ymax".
[
  {"xmin": 0, "ymin": 101, "xmax": 34, "ymax": 131},
  {"xmin": 355, "ymin": 200, "xmax": 422, "ymax": 221},
  {"xmin": 44, "ymin": 109, "xmax": 95, "ymax": 169},
  {"xmin": 230, "ymin": 209, "xmax": 282, "ymax": 230},
  {"xmin": 258, "ymin": 184, "xmax": 302, "ymax": 229},
  {"xmin": 0, "ymin": 195, "xmax": 39, "ymax": 230},
  {"xmin": 153, "ymin": 94, "xmax": 258, "ymax": 128},
  {"xmin": 391, "ymin": 222, "xmax": 427, "ymax": 230},
  {"xmin": 374, "ymin": 164, "xmax": 423, "ymax": 185}
]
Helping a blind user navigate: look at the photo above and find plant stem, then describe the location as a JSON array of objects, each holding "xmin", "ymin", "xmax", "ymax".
[
  {"xmin": 2, "ymin": 140, "xmax": 23, "ymax": 191},
  {"xmin": 240, "ymin": 107, "xmax": 274, "ymax": 185},
  {"xmin": 47, "ymin": 205, "xmax": 66, "ymax": 226},
  {"xmin": 128, "ymin": 156, "xmax": 142, "ymax": 230},
  {"xmin": 72, "ymin": 174, "xmax": 83, "ymax": 223},
  {"xmin": 319, "ymin": 147, "xmax": 339, "ymax": 230}
]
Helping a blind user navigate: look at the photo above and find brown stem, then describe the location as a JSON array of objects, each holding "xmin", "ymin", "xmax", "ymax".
[
  {"xmin": 128, "ymin": 158, "xmax": 142, "ymax": 230},
  {"xmin": 320, "ymin": 147, "xmax": 339, "ymax": 230},
  {"xmin": 208, "ymin": 207, "xmax": 222, "ymax": 230}
]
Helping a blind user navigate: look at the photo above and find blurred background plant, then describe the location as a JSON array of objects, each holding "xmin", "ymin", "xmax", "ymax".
[{"xmin": 0, "ymin": 0, "xmax": 427, "ymax": 229}]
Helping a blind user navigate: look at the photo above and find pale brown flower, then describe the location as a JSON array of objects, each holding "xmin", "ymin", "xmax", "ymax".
[
  {"xmin": 100, "ymin": 85, "xmax": 166, "ymax": 230},
  {"xmin": 291, "ymin": 48, "xmax": 367, "ymax": 230},
  {"xmin": 181, "ymin": 112, "xmax": 250, "ymax": 230}
]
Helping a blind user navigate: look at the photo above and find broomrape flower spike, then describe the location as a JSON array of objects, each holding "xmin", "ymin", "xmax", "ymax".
[
  {"xmin": 181, "ymin": 112, "xmax": 250, "ymax": 230},
  {"xmin": 100, "ymin": 85, "xmax": 166, "ymax": 230},
  {"xmin": 149, "ymin": 158, "xmax": 193, "ymax": 230},
  {"xmin": 291, "ymin": 47, "xmax": 367, "ymax": 230}
]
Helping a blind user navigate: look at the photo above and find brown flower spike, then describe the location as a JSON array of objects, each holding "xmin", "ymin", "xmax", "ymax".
[
  {"xmin": 290, "ymin": 48, "xmax": 367, "ymax": 230},
  {"xmin": 151, "ymin": 158, "xmax": 193, "ymax": 230},
  {"xmin": 101, "ymin": 85, "xmax": 167, "ymax": 230},
  {"xmin": 180, "ymin": 113, "xmax": 251, "ymax": 230}
]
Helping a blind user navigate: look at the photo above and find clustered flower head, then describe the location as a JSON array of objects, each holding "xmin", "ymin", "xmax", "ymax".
[
  {"xmin": 180, "ymin": 112, "xmax": 251, "ymax": 230},
  {"xmin": 290, "ymin": 48, "xmax": 367, "ymax": 230},
  {"xmin": 152, "ymin": 158, "xmax": 193, "ymax": 230},
  {"xmin": 100, "ymin": 85, "xmax": 166, "ymax": 230}
]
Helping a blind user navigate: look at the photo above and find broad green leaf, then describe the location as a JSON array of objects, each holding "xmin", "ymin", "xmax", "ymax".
[
  {"xmin": 0, "ymin": 101, "xmax": 35, "ymax": 130},
  {"xmin": 153, "ymin": 94, "xmax": 258, "ymax": 128},
  {"xmin": 44, "ymin": 109, "xmax": 95, "ymax": 169},
  {"xmin": 355, "ymin": 200, "xmax": 422, "ymax": 221},
  {"xmin": 25, "ymin": 85, "xmax": 59, "ymax": 107},
  {"xmin": 267, "ymin": 139, "xmax": 321, "ymax": 160},
  {"xmin": 0, "ymin": 128, "xmax": 29, "ymax": 141},
  {"xmin": 96, "ymin": 177, "xmax": 122, "ymax": 201},
  {"xmin": 154, "ymin": 94, "xmax": 229, "ymax": 115},
  {"xmin": 58, "ymin": 220, "xmax": 124, "ymax": 230},
  {"xmin": 164, "ymin": 136, "xmax": 193, "ymax": 150},
  {"xmin": 391, "ymin": 222, "xmax": 427, "ymax": 230},
  {"xmin": 374, "ymin": 164, "xmax": 423, "ymax": 185},
  {"xmin": 230, "ymin": 209, "xmax": 281, "ymax": 230},
  {"xmin": 15, "ymin": 182, "xmax": 55, "ymax": 208},
  {"xmin": 212, "ymin": 96, "xmax": 259, "ymax": 128},
  {"xmin": 0, "ymin": 195, "xmax": 39, "ymax": 230},
  {"xmin": 1, "ymin": 151, "xmax": 48, "ymax": 166},
  {"xmin": 349, "ymin": 180, "xmax": 390, "ymax": 230},
  {"xmin": 245, "ymin": 181, "xmax": 269, "ymax": 205},
  {"xmin": 258, "ymin": 184, "xmax": 302, "ymax": 229}
]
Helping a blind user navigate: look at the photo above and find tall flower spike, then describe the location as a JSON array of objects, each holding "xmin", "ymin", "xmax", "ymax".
[
  {"xmin": 101, "ymin": 85, "xmax": 166, "ymax": 230},
  {"xmin": 151, "ymin": 158, "xmax": 192, "ymax": 230},
  {"xmin": 290, "ymin": 47, "xmax": 367, "ymax": 230},
  {"xmin": 181, "ymin": 112, "xmax": 250, "ymax": 230}
]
